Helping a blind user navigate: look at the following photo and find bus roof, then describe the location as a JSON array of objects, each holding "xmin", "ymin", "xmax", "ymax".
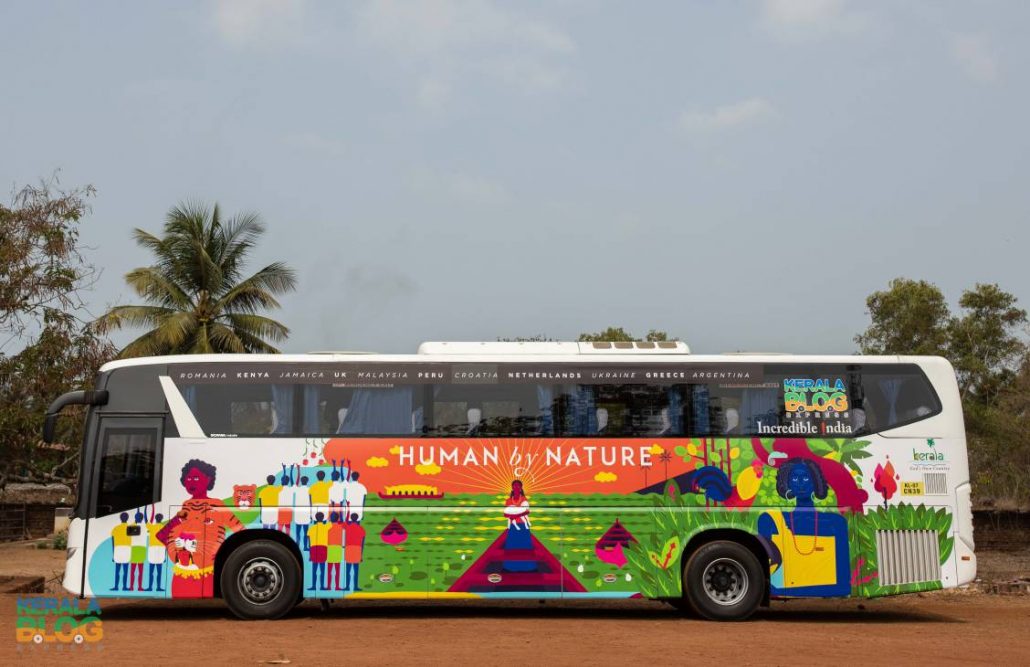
[
  {"xmin": 416, "ymin": 341, "xmax": 690, "ymax": 355},
  {"xmin": 96, "ymin": 343, "xmax": 952, "ymax": 374}
]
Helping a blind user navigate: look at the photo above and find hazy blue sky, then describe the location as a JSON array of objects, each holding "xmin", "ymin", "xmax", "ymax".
[{"xmin": 3, "ymin": 1, "xmax": 1027, "ymax": 355}]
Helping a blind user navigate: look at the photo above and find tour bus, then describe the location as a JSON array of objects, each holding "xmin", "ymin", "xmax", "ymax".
[{"xmin": 44, "ymin": 341, "xmax": 976, "ymax": 620}]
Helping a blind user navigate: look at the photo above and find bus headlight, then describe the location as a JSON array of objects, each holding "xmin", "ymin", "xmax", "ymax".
[{"xmin": 66, "ymin": 546, "xmax": 78, "ymax": 561}]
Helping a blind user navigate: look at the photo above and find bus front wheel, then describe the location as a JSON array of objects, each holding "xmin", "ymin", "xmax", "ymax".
[
  {"xmin": 683, "ymin": 540, "xmax": 764, "ymax": 621},
  {"xmin": 220, "ymin": 540, "xmax": 302, "ymax": 620}
]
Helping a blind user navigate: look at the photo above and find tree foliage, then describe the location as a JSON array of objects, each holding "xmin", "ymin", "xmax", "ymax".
[
  {"xmin": 96, "ymin": 202, "xmax": 298, "ymax": 357},
  {"xmin": 0, "ymin": 316, "xmax": 114, "ymax": 486},
  {"xmin": 948, "ymin": 283, "xmax": 1028, "ymax": 404},
  {"xmin": 856, "ymin": 277, "xmax": 1030, "ymax": 508},
  {"xmin": 577, "ymin": 327, "xmax": 674, "ymax": 342},
  {"xmin": 0, "ymin": 180, "xmax": 115, "ymax": 486},
  {"xmin": 854, "ymin": 278, "xmax": 951, "ymax": 356},
  {"xmin": 0, "ymin": 180, "xmax": 98, "ymax": 342}
]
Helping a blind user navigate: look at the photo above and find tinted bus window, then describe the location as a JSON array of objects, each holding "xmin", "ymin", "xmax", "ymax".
[
  {"xmin": 693, "ymin": 383, "xmax": 786, "ymax": 436},
  {"xmin": 558, "ymin": 384, "xmax": 685, "ymax": 437},
  {"xmin": 856, "ymin": 364, "xmax": 941, "ymax": 433},
  {"xmin": 686, "ymin": 363, "xmax": 940, "ymax": 437},
  {"xmin": 95, "ymin": 427, "xmax": 159, "ymax": 515},
  {"xmin": 429, "ymin": 383, "xmax": 554, "ymax": 436},
  {"xmin": 183, "ymin": 383, "xmax": 287, "ymax": 436},
  {"xmin": 334, "ymin": 386, "xmax": 424, "ymax": 436},
  {"xmin": 180, "ymin": 383, "xmax": 427, "ymax": 436},
  {"xmin": 171, "ymin": 362, "xmax": 940, "ymax": 438}
]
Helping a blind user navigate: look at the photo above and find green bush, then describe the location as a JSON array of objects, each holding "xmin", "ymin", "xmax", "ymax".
[{"xmin": 52, "ymin": 530, "xmax": 68, "ymax": 550}]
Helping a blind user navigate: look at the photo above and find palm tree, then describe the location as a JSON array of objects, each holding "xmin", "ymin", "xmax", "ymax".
[{"xmin": 97, "ymin": 202, "xmax": 297, "ymax": 357}]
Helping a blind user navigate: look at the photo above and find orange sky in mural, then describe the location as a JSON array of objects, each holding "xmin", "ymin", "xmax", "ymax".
[{"xmin": 323, "ymin": 438, "xmax": 696, "ymax": 495}]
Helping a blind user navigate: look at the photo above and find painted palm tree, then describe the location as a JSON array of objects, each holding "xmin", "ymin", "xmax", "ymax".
[
  {"xmin": 97, "ymin": 202, "xmax": 297, "ymax": 357},
  {"xmin": 809, "ymin": 438, "xmax": 873, "ymax": 477}
]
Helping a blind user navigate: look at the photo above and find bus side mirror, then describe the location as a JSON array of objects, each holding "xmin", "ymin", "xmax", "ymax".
[{"xmin": 42, "ymin": 390, "xmax": 109, "ymax": 443}]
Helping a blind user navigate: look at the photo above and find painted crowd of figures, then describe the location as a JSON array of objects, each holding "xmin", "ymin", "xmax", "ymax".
[{"xmin": 112, "ymin": 459, "xmax": 370, "ymax": 597}]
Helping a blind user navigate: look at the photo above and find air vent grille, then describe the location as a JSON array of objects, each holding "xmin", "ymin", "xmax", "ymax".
[{"xmin": 875, "ymin": 530, "xmax": 941, "ymax": 586}]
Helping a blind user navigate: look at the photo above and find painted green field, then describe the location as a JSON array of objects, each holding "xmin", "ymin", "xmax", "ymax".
[{"xmin": 338, "ymin": 492, "xmax": 658, "ymax": 595}]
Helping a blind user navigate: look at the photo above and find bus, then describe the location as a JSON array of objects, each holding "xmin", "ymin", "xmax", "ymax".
[{"xmin": 43, "ymin": 341, "xmax": 976, "ymax": 620}]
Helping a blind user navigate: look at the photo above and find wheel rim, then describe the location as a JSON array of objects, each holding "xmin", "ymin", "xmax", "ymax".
[
  {"xmin": 701, "ymin": 557, "xmax": 749, "ymax": 606},
  {"xmin": 238, "ymin": 557, "xmax": 284, "ymax": 605}
]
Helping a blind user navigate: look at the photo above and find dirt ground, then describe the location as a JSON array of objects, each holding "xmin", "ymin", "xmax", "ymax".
[{"xmin": 3, "ymin": 540, "xmax": 1030, "ymax": 666}]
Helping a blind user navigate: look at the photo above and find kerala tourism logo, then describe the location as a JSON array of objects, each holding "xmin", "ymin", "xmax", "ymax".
[
  {"xmin": 911, "ymin": 439, "xmax": 947, "ymax": 467},
  {"xmin": 913, "ymin": 449, "xmax": 945, "ymax": 462},
  {"xmin": 15, "ymin": 597, "xmax": 103, "ymax": 650}
]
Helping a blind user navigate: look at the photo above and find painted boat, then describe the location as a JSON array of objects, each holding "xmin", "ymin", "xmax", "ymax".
[{"xmin": 377, "ymin": 491, "xmax": 446, "ymax": 500}]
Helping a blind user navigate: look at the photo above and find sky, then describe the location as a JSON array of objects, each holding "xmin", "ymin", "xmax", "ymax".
[{"xmin": 2, "ymin": 0, "xmax": 1028, "ymax": 355}]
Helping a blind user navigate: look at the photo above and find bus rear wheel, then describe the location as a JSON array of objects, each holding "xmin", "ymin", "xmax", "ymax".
[
  {"xmin": 683, "ymin": 540, "xmax": 764, "ymax": 621},
  {"xmin": 220, "ymin": 540, "xmax": 301, "ymax": 620}
]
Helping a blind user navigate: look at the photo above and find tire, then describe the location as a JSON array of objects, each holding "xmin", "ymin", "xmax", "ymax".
[
  {"xmin": 682, "ymin": 540, "xmax": 764, "ymax": 621},
  {"xmin": 220, "ymin": 540, "xmax": 302, "ymax": 620}
]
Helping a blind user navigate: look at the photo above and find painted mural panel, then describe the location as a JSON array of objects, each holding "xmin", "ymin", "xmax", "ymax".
[{"xmin": 82, "ymin": 432, "xmax": 956, "ymax": 602}]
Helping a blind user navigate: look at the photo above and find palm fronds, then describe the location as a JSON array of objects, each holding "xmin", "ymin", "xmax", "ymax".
[{"xmin": 99, "ymin": 202, "xmax": 297, "ymax": 357}]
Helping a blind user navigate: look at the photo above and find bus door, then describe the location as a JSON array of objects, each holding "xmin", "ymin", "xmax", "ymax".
[{"xmin": 81, "ymin": 416, "xmax": 166, "ymax": 598}]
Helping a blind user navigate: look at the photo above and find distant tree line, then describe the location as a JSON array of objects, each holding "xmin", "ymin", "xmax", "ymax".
[{"xmin": 500, "ymin": 327, "xmax": 674, "ymax": 343}]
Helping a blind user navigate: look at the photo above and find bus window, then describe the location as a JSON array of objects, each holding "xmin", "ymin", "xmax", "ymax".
[
  {"xmin": 230, "ymin": 392, "xmax": 277, "ymax": 434},
  {"xmin": 337, "ymin": 386, "xmax": 421, "ymax": 436},
  {"xmin": 858, "ymin": 365, "xmax": 941, "ymax": 432},
  {"xmin": 557, "ymin": 385, "xmax": 685, "ymax": 437},
  {"xmin": 430, "ymin": 384, "xmax": 554, "ymax": 436},
  {"xmin": 179, "ymin": 381, "xmax": 429, "ymax": 437},
  {"xmin": 299, "ymin": 384, "xmax": 425, "ymax": 436},
  {"xmin": 687, "ymin": 383, "xmax": 784, "ymax": 437},
  {"xmin": 94, "ymin": 423, "xmax": 160, "ymax": 516},
  {"xmin": 180, "ymin": 383, "xmax": 292, "ymax": 436},
  {"xmin": 698, "ymin": 383, "xmax": 784, "ymax": 436},
  {"xmin": 301, "ymin": 384, "xmax": 347, "ymax": 434}
]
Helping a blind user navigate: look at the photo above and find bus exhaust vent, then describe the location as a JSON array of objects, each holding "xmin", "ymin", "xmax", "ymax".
[
  {"xmin": 923, "ymin": 473, "xmax": 948, "ymax": 495},
  {"xmin": 875, "ymin": 530, "xmax": 941, "ymax": 586}
]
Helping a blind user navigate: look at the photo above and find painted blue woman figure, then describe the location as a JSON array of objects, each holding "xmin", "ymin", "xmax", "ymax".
[
  {"xmin": 501, "ymin": 480, "xmax": 536, "ymax": 572},
  {"xmin": 757, "ymin": 457, "xmax": 850, "ymax": 597}
]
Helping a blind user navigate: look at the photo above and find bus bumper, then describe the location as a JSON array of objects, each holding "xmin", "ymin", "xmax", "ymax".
[{"xmin": 62, "ymin": 518, "xmax": 87, "ymax": 597}]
